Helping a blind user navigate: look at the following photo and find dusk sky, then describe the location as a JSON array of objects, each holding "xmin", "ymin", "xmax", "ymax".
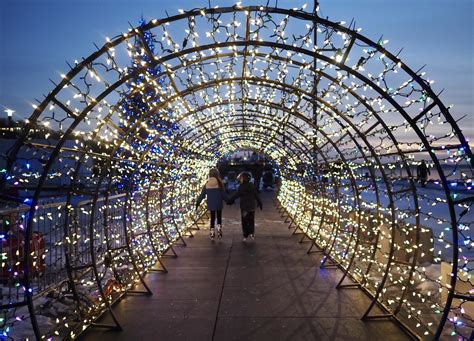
[{"xmin": 0, "ymin": 0, "xmax": 472, "ymax": 137}]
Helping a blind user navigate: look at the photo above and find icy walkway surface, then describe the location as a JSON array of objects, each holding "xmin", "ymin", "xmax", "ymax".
[{"xmin": 80, "ymin": 192, "xmax": 409, "ymax": 341}]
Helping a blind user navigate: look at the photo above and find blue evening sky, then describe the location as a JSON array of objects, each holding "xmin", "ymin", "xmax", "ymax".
[{"xmin": 0, "ymin": 0, "xmax": 472, "ymax": 137}]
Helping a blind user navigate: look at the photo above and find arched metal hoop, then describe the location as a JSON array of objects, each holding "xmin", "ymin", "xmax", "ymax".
[{"xmin": 0, "ymin": 4, "xmax": 472, "ymax": 340}]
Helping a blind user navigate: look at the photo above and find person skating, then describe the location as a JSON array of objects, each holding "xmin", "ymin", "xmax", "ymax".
[
  {"xmin": 196, "ymin": 168, "xmax": 229, "ymax": 240},
  {"xmin": 417, "ymin": 160, "xmax": 430, "ymax": 188},
  {"xmin": 228, "ymin": 172, "xmax": 263, "ymax": 241},
  {"xmin": 262, "ymin": 169, "xmax": 274, "ymax": 190}
]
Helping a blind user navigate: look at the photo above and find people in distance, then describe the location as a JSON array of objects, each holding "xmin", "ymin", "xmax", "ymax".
[{"xmin": 417, "ymin": 160, "xmax": 430, "ymax": 188}]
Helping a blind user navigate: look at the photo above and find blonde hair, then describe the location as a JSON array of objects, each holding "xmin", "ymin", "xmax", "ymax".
[{"xmin": 208, "ymin": 168, "xmax": 224, "ymax": 189}]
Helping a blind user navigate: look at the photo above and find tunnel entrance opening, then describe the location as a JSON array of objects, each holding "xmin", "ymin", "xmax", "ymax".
[{"xmin": 0, "ymin": 3, "xmax": 472, "ymax": 340}]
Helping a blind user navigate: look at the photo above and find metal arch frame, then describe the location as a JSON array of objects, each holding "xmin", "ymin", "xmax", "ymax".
[
  {"xmin": 139, "ymin": 79, "xmax": 415, "ymax": 315},
  {"xmin": 75, "ymin": 94, "xmax": 322, "ymax": 310},
  {"xmin": 170, "ymin": 102, "xmax": 370, "ymax": 254},
  {"xmin": 125, "ymin": 35, "xmax": 467, "ymax": 336},
  {"xmin": 7, "ymin": 50, "xmax": 454, "ymax": 340},
  {"xmin": 69, "ymin": 52, "xmax": 428, "ymax": 215},
  {"xmin": 7, "ymin": 6, "xmax": 472, "ymax": 163},
  {"xmin": 110, "ymin": 42, "xmax": 469, "ymax": 334},
  {"xmin": 156, "ymin": 107, "xmax": 392, "ymax": 305},
  {"xmin": 0, "ymin": 54, "xmax": 448, "ymax": 336},
  {"xmin": 157, "ymin": 109, "xmax": 348, "ymax": 234},
  {"xmin": 0, "ymin": 4, "xmax": 471, "ymax": 340},
  {"xmin": 39, "ymin": 62, "xmax": 418, "ymax": 294},
  {"xmin": 106, "ymin": 68, "xmax": 408, "ymax": 300},
  {"xmin": 17, "ymin": 41, "xmax": 457, "ymax": 185}
]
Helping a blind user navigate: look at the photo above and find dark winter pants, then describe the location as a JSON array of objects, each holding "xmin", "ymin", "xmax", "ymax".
[
  {"xmin": 241, "ymin": 210, "xmax": 255, "ymax": 237},
  {"xmin": 210, "ymin": 210, "xmax": 222, "ymax": 229}
]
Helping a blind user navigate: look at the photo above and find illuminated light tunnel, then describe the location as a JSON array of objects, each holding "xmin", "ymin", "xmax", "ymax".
[{"xmin": 0, "ymin": 4, "xmax": 472, "ymax": 340}]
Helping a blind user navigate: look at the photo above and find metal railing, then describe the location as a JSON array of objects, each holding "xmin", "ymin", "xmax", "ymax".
[{"xmin": 0, "ymin": 184, "xmax": 202, "ymax": 340}]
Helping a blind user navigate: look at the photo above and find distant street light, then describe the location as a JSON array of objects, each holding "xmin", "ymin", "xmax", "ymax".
[
  {"xmin": 4, "ymin": 108, "xmax": 14, "ymax": 117},
  {"xmin": 4, "ymin": 109, "xmax": 14, "ymax": 129}
]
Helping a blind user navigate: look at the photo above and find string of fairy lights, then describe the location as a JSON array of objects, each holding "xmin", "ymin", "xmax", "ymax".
[{"xmin": 0, "ymin": 3, "xmax": 472, "ymax": 340}]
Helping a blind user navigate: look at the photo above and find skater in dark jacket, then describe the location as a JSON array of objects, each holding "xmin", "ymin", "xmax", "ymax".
[
  {"xmin": 228, "ymin": 172, "xmax": 263, "ymax": 241},
  {"xmin": 196, "ymin": 168, "xmax": 229, "ymax": 240},
  {"xmin": 417, "ymin": 160, "xmax": 430, "ymax": 188}
]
